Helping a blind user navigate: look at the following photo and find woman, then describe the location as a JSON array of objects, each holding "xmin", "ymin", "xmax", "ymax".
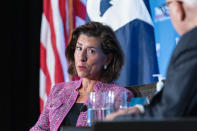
[{"xmin": 30, "ymin": 22, "xmax": 134, "ymax": 130}]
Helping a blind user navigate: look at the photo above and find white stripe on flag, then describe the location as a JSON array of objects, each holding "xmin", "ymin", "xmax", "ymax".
[
  {"xmin": 40, "ymin": 14, "xmax": 49, "ymax": 49},
  {"xmin": 39, "ymin": 69, "xmax": 48, "ymax": 105},
  {"xmin": 75, "ymin": 16, "xmax": 86, "ymax": 27}
]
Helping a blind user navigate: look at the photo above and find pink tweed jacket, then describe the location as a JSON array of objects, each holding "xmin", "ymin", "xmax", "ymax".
[{"xmin": 30, "ymin": 79, "xmax": 133, "ymax": 131}]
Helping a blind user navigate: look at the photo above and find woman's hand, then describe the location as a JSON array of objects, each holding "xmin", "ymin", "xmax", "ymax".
[{"xmin": 105, "ymin": 106, "xmax": 141, "ymax": 121}]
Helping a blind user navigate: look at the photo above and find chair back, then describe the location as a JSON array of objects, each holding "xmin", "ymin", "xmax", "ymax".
[{"xmin": 125, "ymin": 82, "xmax": 157, "ymax": 100}]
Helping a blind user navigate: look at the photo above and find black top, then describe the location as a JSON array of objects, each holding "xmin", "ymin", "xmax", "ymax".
[{"xmin": 60, "ymin": 103, "xmax": 84, "ymax": 127}]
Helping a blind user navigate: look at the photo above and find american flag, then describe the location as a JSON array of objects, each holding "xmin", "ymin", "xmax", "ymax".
[{"xmin": 39, "ymin": 0, "xmax": 86, "ymax": 111}]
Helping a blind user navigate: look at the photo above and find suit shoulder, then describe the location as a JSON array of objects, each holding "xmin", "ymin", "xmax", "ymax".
[
  {"xmin": 102, "ymin": 83, "xmax": 127, "ymax": 92},
  {"xmin": 103, "ymin": 83, "xmax": 134, "ymax": 98},
  {"xmin": 51, "ymin": 80, "xmax": 80, "ymax": 96}
]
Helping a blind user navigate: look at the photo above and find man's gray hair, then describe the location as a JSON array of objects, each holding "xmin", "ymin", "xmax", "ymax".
[{"xmin": 181, "ymin": 0, "xmax": 197, "ymax": 7}]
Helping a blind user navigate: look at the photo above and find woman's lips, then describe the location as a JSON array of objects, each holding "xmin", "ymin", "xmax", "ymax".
[{"xmin": 78, "ymin": 66, "xmax": 86, "ymax": 70}]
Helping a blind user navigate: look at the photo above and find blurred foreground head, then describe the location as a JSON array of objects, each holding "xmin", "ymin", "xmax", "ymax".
[{"xmin": 166, "ymin": 0, "xmax": 197, "ymax": 35}]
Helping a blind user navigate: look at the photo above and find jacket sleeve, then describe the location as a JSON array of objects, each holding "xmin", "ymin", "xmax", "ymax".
[{"xmin": 29, "ymin": 85, "xmax": 60, "ymax": 131}]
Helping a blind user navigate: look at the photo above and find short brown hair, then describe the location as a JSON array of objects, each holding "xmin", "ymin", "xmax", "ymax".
[{"xmin": 66, "ymin": 22, "xmax": 124, "ymax": 83}]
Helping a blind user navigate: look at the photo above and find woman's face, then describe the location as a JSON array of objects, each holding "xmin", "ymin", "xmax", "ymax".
[{"xmin": 74, "ymin": 34, "xmax": 108, "ymax": 80}]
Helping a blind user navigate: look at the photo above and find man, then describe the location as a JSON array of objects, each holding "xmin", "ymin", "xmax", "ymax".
[{"xmin": 106, "ymin": 0, "xmax": 197, "ymax": 120}]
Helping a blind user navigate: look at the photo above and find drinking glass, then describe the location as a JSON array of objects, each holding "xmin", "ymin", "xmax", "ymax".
[
  {"xmin": 116, "ymin": 91, "xmax": 128, "ymax": 111},
  {"xmin": 87, "ymin": 91, "xmax": 114, "ymax": 127}
]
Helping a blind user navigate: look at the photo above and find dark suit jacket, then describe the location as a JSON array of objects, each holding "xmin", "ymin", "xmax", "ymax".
[{"xmin": 115, "ymin": 26, "xmax": 197, "ymax": 120}]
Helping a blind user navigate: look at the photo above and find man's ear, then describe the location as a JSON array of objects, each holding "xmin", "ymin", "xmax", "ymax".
[{"xmin": 176, "ymin": 1, "xmax": 185, "ymax": 21}]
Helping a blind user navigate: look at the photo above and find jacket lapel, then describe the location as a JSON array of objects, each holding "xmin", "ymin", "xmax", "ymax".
[{"xmin": 51, "ymin": 80, "xmax": 82, "ymax": 130}]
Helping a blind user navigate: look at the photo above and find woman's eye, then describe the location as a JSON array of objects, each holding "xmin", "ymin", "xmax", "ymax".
[
  {"xmin": 76, "ymin": 47, "xmax": 82, "ymax": 51},
  {"xmin": 88, "ymin": 49, "xmax": 95, "ymax": 54}
]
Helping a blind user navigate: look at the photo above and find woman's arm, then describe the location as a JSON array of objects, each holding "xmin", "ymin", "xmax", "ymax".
[{"xmin": 30, "ymin": 85, "xmax": 60, "ymax": 131}]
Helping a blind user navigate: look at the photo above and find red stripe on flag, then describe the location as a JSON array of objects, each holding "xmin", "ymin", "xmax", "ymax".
[
  {"xmin": 40, "ymin": 42, "xmax": 52, "ymax": 96},
  {"xmin": 74, "ymin": 0, "xmax": 86, "ymax": 20},
  {"xmin": 43, "ymin": 0, "xmax": 50, "ymax": 22},
  {"xmin": 43, "ymin": 0, "xmax": 64, "ymax": 83},
  {"xmin": 39, "ymin": 97, "xmax": 44, "ymax": 112}
]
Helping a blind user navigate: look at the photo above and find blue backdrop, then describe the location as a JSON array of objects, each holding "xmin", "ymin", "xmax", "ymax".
[{"xmin": 149, "ymin": 0, "xmax": 180, "ymax": 78}]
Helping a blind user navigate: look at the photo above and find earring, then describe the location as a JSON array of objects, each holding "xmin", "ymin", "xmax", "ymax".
[{"xmin": 104, "ymin": 65, "xmax": 107, "ymax": 70}]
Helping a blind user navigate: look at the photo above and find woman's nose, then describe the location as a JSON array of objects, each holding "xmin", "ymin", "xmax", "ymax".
[{"xmin": 80, "ymin": 50, "xmax": 87, "ymax": 62}]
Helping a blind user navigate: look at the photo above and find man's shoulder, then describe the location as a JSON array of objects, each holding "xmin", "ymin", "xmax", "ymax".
[
  {"xmin": 177, "ymin": 26, "xmax": 197, "ymax": 49},
  {"xmin": 170, "ymin": 27, "xmax": 197, "ymax": 64}
]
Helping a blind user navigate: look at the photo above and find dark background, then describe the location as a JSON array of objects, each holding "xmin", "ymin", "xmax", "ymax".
[{"xmin": 8, "ymin": 0, "xmax": 42, "ymax": 130}]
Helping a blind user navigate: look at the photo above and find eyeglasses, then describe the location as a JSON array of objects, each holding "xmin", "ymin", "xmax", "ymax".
[
  {"xmin": 159, "ymin": 1, "xmax": 174, "ymax": 16},
  {"xmin": 159, "ymin": 0, "xmax": 182, "ymax": 16},
  {"xmin": 166, "ymin": 1, "xmax": 174, "ymax": 7}
]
